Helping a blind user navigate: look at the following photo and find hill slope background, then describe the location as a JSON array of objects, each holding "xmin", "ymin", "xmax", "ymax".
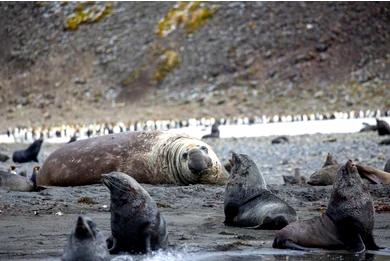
[{"xmin": 0, "ymin": 2, "xmax": 389, "ymax": 129}]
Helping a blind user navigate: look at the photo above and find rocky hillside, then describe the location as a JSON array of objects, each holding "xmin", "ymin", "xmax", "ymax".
[{"xmin": 0, "ymin": 2, "xmax": 389, "ymax": 129}]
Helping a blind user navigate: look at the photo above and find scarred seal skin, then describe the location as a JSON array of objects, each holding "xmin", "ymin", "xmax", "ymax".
[
  {"xmin": 273, "ymin": 160, "xmax": 380, "ymax": 253},
  {"xmin": 62, "ymin": 216, "xmax": 109, "ymax": 261},
  {"xmin": 224, "ymin": 153, "xmax": 297, "ymax": 229},
  {"xmin": 38, "ymin": 131, "xmax": 227, "ymax": 186},
  {"xmin": 103, "ymin": 172, "xmax": 168, "ymax": 254}
]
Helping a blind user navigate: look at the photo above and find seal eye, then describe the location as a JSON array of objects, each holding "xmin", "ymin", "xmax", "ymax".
[
  {"xmin": 200, "ymin": 146, "xmax": 208, "ymax": 153},
  {"xmin": 182, "ymin": 152, "xmax": 188, "ymax": 160}
]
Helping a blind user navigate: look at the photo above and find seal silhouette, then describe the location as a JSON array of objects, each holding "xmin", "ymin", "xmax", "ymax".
[
  {"xmin": 273, "ymin": 160, "xmax": 380, "ymax": 253},
  {"xmin": 62, "ymin": 216, "xmax": 109, "ymax": 261},
  {"xmin": 38, "ymin": 131, "xmax": 227, "ymax": 186},
  {"xmin": 12, "ymin": 139, "xmax": 43, "ymax": 163},
  {"xmin": 224, "ymin": 153, "xmax": 297, "ymax": 229},
  {"xmin": 103, "ymin": 172, "xmax": 168, "ymax": 254}
]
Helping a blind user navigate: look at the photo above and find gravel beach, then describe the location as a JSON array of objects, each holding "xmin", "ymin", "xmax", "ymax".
[{"xmin": 0, "ymin": 132, "xmax": 389, "ymax": 260}]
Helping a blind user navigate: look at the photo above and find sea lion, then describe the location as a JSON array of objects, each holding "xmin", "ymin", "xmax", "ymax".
[
  {"xmin": 0, "ymin": 169, "xmax": 37, "ymax": 192},
  {"xmin": 224, "ymin": 153, "xmax": 297, "ymax": 229},
  {"xmin": 38, "ymin": 131, "xmax": 226, "ymax": 186},
  {"xmin": 273, "ymin": 160, "xmax": 380, "ymax": 253},
  {"xmin": 103, "ymin": 172, "xmax": 168, "ymax": 254},
  {"xmin": 307, "ymin": 153, "xmax": 340, "ymax": 186},
  {"xmin": 62, "ymin": 216, "xmax": 109, "ymax": 261},
  {"xmin": 376, "ymin": 118, "xmax": 390, "ymax": 136},
  {"xmin": 283, "ymin": 168, "xmax": 306, "ymax": 185},
  {"xmin": 12, "ymin": 139, "xmax": 43, "ymax": 163}
]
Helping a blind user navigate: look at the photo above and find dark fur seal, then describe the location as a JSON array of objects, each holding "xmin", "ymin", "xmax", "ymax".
[
  {"xmin": 38, "ymin": 131, "xmax": 226, "ymax": 186},
  {"xmin": 62, "ymin": 216, "xmax": 109, "ymax": 261},
  {"xmin": 271, "ymin": 136, "xmax": 289, "ymax": 144},
  {"xmin": 379, "ymin": 138, "xmax": 390, "ymax": 145},
  {"xmin": 224, "ymin": 153, "xmax": 297, "ymax": 229},
  {"xmin": 103, "ymin": 172, "xmax": 168, "ymax": 254},
  {"xmin": 12, "ymin": 139, "xmax": 43, "ymax": 163},
  {"xmin": 376, "ymin": 118, "xmax": 390, "ymax": 136},
  {"xmin": 202, "ymin": 122, "xmax": 220, "ymax": 139},
  {"xmin": 273, "ymin": 160, "xmax": 380, "ymax": 253}
]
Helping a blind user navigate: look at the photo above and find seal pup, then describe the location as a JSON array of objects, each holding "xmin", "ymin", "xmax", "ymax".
[
  {"xmin": 12, "ymin": 139, "xmax": 43, "ymax": 163},
  {"xmin": 38, "ymin": 131, "xmax": 227, "ymax": 186},
  {"xmin": 103, "ymin": 172, "xmax": 168, "ymax": 254},
  {"xmin": 307, "ymin": 153, "xmax": 340, "ymax": 186},
  {"xmin": 273, "ymin": 160, "xmax": 380, "ymax": 253},
  {"xmin": 376, "ymin": 118, "xmax": 390, "ymax": 136},
  {"xmin": 0, "ymin": 169, "xmax": 37, "ymax": 192},
  {"xmin": 224, "ymin": 153, "xmax": 297, "ymax": 229},
  {"xmin": 62, "ymin": 216, "xmax": 109, "ymax": 261}
]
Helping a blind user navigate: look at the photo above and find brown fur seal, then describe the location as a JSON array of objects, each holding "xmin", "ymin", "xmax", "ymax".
[
  {"xmin": 103, "ymin": 172, "xmax": 168, "ymax": 254},
  {"xmin": 62, "ymin": 216, "xmax": 109, "ymax": 261},
  {"xmin": 38, "ymin": 131, "xmax": 227, "ymax": 186},
  {"xmin": 273, "ymin": 160, "xmax": 380, "ymax": 253},
  {"xmin": 12, "ymin": 139, "xmax": 43, "ymax": 163},
  {"xmin": 224, "ymin": 153, "xmax": 297, "ymax": 229},
  {"xmin": 307, "ymin": 153, "xmax": 340, "ymax": 186}
]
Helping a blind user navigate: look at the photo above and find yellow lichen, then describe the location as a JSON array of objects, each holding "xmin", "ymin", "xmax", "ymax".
[
  {"xmin": 65, "ymin": 2, "xmax": 113, "ymax": 30},
  {"xmin": 154, "ymin": 50, "xmax": 180, "ymax": 82},
  {"xmin": 156, "ymin": 2, "xmax": 216, "ymax": 37}
]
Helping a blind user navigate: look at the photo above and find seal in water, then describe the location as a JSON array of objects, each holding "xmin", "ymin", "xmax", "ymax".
[
  {"xmin": 224, "ymin": 153, "xmax": 297, "ymax": 229},
  {"xmin": 12, "ymin": 139, "xmax": 43, "ymax": 163},
  {"xmin": 38, "ymin": 131, "xmax": 227, "ymax": 186},
  {"xmin": 62, "ymin": 216, "xmax": 109, "ymax": 261},
  {"xmin": 307, "ymin": 153, "xmax": 340, "ymax": 186},
  {"xmin": 273, "ymin": 160, "xmax": 380, "ymax": 253},
  {"xmin": 0, "ymin": 169, "xmax": 37, "ymax": 192},
  {"xmin": 103, "ymin": 172, "xmax": 168, "ymax": 254}
]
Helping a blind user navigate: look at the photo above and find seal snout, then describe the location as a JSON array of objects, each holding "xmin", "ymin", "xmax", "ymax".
[
  {"xmin": 187, "ymin": 146, "xmax": 213, "ymax": 175},
  {"xmin": 75, "ymin": 216, "xmax": 95, "ymax": 239},
  {"xmin": 346, "ymin": 160, "xmax": 357, "ymax": 174}
]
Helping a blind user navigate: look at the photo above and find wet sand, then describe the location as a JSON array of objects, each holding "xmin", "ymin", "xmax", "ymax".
[{"xmin": 0, "ymin": 132, "xmax": 389, "ymax": 260}]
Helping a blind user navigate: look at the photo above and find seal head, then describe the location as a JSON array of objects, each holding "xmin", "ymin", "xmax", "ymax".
[
  {"xmin": 62, "ymin": 216, "xmax": 109, "ymax": 261},
  {"xmin": 103, "ymin": 172, "xmax": 168, "ymax": 254}
]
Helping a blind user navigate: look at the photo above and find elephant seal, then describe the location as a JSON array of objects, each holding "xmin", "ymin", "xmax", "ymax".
[
  {"xmin": 307, "ymin": 153, "xmax": 340, "ymax": 186},
  {"xmin": 0, "ymin": 169, "xmax": 37, "ymax": 192},
  {"xmin": 273, "ymin": 160, "xmax": 380, "ymax": 253},
  {"xmin": 224, "ymin": 153, "xmax": 297, "ymax": 229},
  {"xmin": 38, "ymin": 131, "xmax": 227, "ymax": 186},
  {"xmin": 12, "ymin": 139, "xmax": 43, "ymax": 163},
  {"xmin": 103, "ymin": 172, "xmax": 168, "ymax": 254},
  {"xmin": 62, "ymin": 216, "xmax": 109, "ymax": 261}
]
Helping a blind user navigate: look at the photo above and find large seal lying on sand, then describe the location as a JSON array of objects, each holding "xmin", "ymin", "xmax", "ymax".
[
  {"xmin": 273, "ymin": 160, "xmax": 380, "ymax": 253},
  {"xmin": 103, "ymin": 172, "xmax": 168, "ymax": 254},
  {"xmin": 224, "ymin": 153, "xmax": 297, "ymax": 229},
  {"xmin": 62, "ymin": 216, "xmax": 108, "ymax": 261},
  {"xmin": 38, "ymin": 131, "xmax": 227, "ymax": 186}
]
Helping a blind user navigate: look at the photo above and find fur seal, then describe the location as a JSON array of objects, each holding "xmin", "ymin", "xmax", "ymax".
[
  {"xmin": 103, "ymin": 172, "xmax": 168, "ymax": 254},
  {"xmin": 38, "ymin": 131, "xmax": 227, "ymax": 186},
  {"xmin": 376, "ymin": 118, "xmax": 390, "ymax": 136},
  {"xmin": 307, "ymin": 153, "xmax": 340, "ymax": 186},
  {"xmin": 271, "ymin": 136, "xmax": 289, "ymax": 144},
  {"xmin": 0, "ymin": 169, "xmax": 37, "ymax": 192},
  {"xmin": 379, "ymin": 138, "xmax": 390, "ymax": 145},
  {"xmin": 0, "ymin": 153, "xmax": 9, "ymax": 162},
  {"xmin": 385, "ymin": 159, "xmax": 390, "ymax": 173},
  {"xmin": 12, "ymin": 139, "xmax": 43, "ymax": 163},
  {"xmin": 359, "ymin": 122, "xmax": 377, "ymax": 133},
  {"xmin": 202, "ymin": 122, "xmax": 220, "ymax": 139},
  {"xmin": 283, "ymin": 168, "xmax": 306, "ymax": 185},
  {"xmin": 224, "ymin": 153, "xmax": 297, "ymax": 229},
  {"xmin": 273, "ymin": 160, "xmax": 380, "ymax": 253},
  {"xmin": 62, "ymin": 216, "xmax": 109, "ymax": 261}
]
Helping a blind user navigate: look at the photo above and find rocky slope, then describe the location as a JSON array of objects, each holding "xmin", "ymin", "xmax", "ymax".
[{"xmin": 0, "ymin": 2, "xmax": 389, "ymax": 129}]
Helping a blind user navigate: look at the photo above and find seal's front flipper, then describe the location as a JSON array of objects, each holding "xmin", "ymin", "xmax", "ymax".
[
  {"xmin": 273, "ymin": 238, "xmax": 314, "ymax": 251},
  {"xmin": 336, "ymin": 220, "xmax": 366, "ymax": 253},
  {"xmin": 224, "ymin": 203, "xmax": 239, "ymax": 225},
  {"xmin": 107, "ymin": 236, "xmax": 119, "ymax": 254},
  {"xmin": 363, "ymin": 233, "xmax": 381, "ymax": 250}
]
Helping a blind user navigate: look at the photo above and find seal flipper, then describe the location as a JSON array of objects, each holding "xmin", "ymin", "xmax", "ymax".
[
  {"xmin": 140, "ymin": 221, "xmax": 152, "ymax": 253},
  {"xmin": 273, "ymin": 238, "xmax": 314, "ymax": 251},
  {"xmin": 224, "ymin": 203, "xmax": 239, "ymax": 225},
  {"xmin": 336, "ymin": 219, "xmax": 366, "ymax": 253},
  {"xmin": 363, "ymin": 233, "xmax": 381, "ymax": 250},
  {"xmin": 107, "ymin": 236, "xmax": 119, "ymax": 254}
]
